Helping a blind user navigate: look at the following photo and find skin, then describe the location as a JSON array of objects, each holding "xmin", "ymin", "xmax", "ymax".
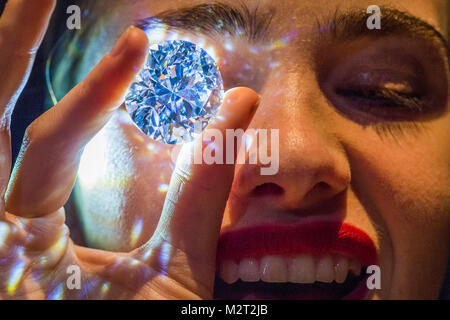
[{"xmin": 0, "ymin": 0, "xmax": 449, "ymax": 300}]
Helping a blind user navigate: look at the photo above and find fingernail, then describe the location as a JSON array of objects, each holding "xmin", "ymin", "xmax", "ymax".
[
  {"xmin": 247, "ymin": 95, "xmax": 261, "ymax": 120},
  {"xmin": 110, "ymin": 26, "xmax": 134, "ymax": 57}
]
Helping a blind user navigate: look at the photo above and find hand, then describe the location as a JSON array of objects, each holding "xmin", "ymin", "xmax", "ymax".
[{"xmin": 0, "ymin": 0, "xmax": 260, "ymax": 299}]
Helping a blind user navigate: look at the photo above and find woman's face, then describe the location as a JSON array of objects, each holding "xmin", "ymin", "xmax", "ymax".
[{"xmin": 74, "ymin": 0, "xmax": 450, "ymax": 299}]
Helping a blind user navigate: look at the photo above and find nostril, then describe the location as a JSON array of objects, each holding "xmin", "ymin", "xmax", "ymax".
[
  {"xmin": 251, "ymin": 183, "xmax": 284, "ymax": 197},
  {"xmin": 312, "ymin": 182, "xmax": 331, "ymax": 193},
  {"xmin": 304, "ymin": 181, "xmax": 332, "ymax": 199}
]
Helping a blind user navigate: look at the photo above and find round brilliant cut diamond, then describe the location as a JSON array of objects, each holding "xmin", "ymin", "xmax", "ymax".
[{"xmin": 125, "ymin": 40, "xmax": 224, "ymax": 144}]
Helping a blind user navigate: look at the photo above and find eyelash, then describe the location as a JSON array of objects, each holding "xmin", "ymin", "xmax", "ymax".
[
  {"xmin": 335, "ymin": 86, "xmax": 426, "ymax": 114},
  {"xmin": 372, "ymin": 121, "xmax": 424, "ymax": 140},
  {"xmin": 333, "ymin": 85, "xmax": 429, "ymax": 137}
]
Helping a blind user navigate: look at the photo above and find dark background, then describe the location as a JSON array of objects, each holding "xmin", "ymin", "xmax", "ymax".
[{"xmin": 0, "ymin": 0, "xmax": 449, "ymax": 299}]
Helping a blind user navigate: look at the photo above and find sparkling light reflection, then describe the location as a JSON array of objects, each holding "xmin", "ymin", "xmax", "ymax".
[
  {"xmin": 159, "ymin": 241, "xmax": 171, "ymax": 272},
  {"xmin": 130, "ymin": 219, "xmax": 144, "ymax": 247},
  {"xmin": 158, "ymin": 184, "xmax": 169, "ymax": 193},
  {"xmin": 7, "ymin": 260, "xmax": 25, "ymax": 295},
  {"xmin": 101, "ymin": 282, "xmax": 110, "ymax": 295},
  {"xmin": 48, "ymin": 283, "xmax": 64, "ymax": 300},
  {"xmin": 0, "ymin": 222, "xmax": 10, "ymax": 244}
]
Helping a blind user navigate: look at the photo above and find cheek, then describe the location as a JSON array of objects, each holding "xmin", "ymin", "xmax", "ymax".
[
  {"xmin": 344, "ymin": 119, "xmax": 450, "ymax": 298},
  {"xmin": 77, "ymin": 109, "xmax": 175, "ymax": 251}
]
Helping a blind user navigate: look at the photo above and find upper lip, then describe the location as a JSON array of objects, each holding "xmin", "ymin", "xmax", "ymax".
[{"xmin": 217, "ymin": 221, "xmax": 377, "ymax": 266}]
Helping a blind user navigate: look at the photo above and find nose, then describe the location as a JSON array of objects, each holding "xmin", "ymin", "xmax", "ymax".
[{"xmin": 230, "ymin": 72, "xmax": 351, "ymax": 213}]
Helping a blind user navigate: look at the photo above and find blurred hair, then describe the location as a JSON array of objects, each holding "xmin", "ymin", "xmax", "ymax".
[{"xmin": 48, "ymin": 0, "xmax": 136, "ymax": 103}]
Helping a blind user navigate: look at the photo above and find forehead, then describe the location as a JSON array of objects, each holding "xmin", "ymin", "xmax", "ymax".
[{"xmin": 133, "ymin": 0, "xmax": 448, "ymax": 39}]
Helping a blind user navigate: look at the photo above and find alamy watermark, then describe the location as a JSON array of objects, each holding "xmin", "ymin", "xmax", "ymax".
[
  {"xmin": 66, "ymin": 265, "xmax": 81, "ymax": 290},
  {"xmin": 66, "ymin": 5, "xmax": 81, "ymax": 30},
  {"xmin": 366, "ymin": 265, "xmax": 381, "ymax": 290},
  {"xmin": 367, "ymin": 5, "xmax": 382, "ymax": 30},
  {"xmin": 170, "ymin": 122, "xmax": 280, "ymax": 176}
]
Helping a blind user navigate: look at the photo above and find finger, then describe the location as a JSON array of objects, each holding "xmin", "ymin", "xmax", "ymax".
[
  {"xmin": 0, "ymin": 0, "xmax": 55, "ymax": 217},
  {"xmin": 0, "ymin": 0, "xmax": 56, "ymax": 122},
  {"xmin": 5, "ymin": 27, "xmax": 149, "ymax": 218},
  {"xmin": 139, "ymin": 87, "xmax": 260, "ymax": 294}
]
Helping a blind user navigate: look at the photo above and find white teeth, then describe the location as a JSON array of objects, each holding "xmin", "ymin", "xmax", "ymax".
[
  {"xmin": 288, "ymin": 255, "xmax": 315, "ymax": 283},
  {"xmin": 219, "ymin": 254, "xmax": 364, "ymax": 284},
  {"xmin": 335, "ymin": 256, "xmax": 349, "ymax": 284},
  {"xmin": 316, "ymin": 255, "xmax": 334, "ymax": 283},
  {"xmin": 260, "ymin": 255, "xmax": 287, "ymax": 283},
  {"xmin": 349, "ymin": 259, "xmax": 362, "ymax": 276},
  {"xmin": 239, "ymin": 258, "xmax": 260, "ymax": 282},
  {"xmin": 219, "ymin": 260, "xmax": 239, "ymax": 284}
]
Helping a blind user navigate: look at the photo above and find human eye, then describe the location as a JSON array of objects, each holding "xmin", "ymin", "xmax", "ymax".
[
  {"xmin": 333, "ymin": 68, "xmax": 427, "ymax": 121},
  {"xmin": 318, "ymin": 38, "xmax": 449, "ymax": 126}
]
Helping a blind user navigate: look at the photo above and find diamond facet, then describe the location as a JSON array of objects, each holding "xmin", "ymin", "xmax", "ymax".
[{"xmin": 125, "ymin": 40, "xmax": 224, "ymax": 144}]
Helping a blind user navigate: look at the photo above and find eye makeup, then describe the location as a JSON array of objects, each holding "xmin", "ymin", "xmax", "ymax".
[
  {"xmin": 318, "ymin": 36, "xmax": 449, "ymax": 130},
  {"xmin": 334, "ymin": 67, "xmax": 428, "ymax": 119}
]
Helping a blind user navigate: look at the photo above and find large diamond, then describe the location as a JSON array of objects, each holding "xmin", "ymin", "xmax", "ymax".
[{"xmin": 125, "ymin": 40, "xmax": 224, "ymax": 144}]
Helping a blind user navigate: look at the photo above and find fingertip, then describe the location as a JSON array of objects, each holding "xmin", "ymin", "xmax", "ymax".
[
  {"xmin": 213, "ymin": 87, "xmax": 260, "ymax": 130},
  {"xmin": 37, "ymin": 0, "xmax": 57, "ymax": 11},
  {"xmin": 70, "ymin": 27, "xmax": 148, "ymax": 110},
  {"xmin": 123, "ymin": 27, "xmax": 149, "ymax": 58},
  {"xmin": 224, "ymin": 87, "xmax": 260, "ymax": 106},
  {"xmin": 128, "ymin": 27, "xmax": 150, "ymax": 48},
  {"xmin": 110, "ymin": 26, "xmax": 148, "ymax": 57}
]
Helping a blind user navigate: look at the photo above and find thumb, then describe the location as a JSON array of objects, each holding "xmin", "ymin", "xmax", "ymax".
[{"xmin": 136, "ymin": 87, "xmax": 260, "ymax": 296}]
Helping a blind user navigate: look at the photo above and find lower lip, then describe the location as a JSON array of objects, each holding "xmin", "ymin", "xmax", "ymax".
[{"xmin": 214, "ymin": 274, "xmax": 370, "ymax": 300}]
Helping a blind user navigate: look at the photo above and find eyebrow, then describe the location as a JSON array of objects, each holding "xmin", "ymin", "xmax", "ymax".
[
  {"xmin": 320, "ymin": 7, "xmax": 448, "ymax": 51},
  {"xmin": 136, "ymin": 1, "xmax": 275, "ymax": 42},
  {"xmin": 136, "ymin": 2, "xmax": 449, "ymax": 56}
]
